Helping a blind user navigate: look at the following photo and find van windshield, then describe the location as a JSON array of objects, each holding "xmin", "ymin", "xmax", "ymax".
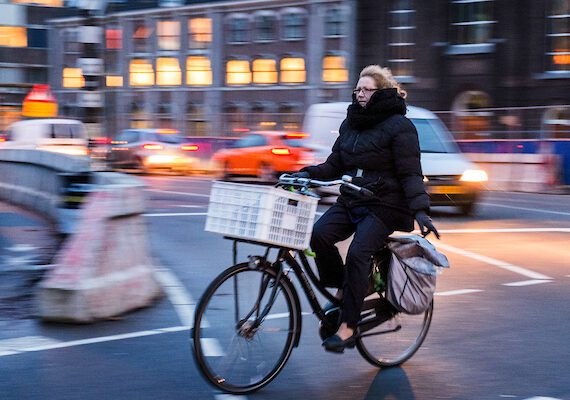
[{"xmin": 411, "ymin": 118, "xmax": 460, "ymax": 153}]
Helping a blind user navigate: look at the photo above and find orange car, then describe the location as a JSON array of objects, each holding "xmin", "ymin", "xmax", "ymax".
[{"xmin": 212, "ymin": 131, "xmax": 314, "ymax": 181}]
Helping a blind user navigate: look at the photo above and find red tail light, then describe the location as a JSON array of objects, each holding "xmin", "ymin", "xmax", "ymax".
[
  {"xmin": 181, "ymin": 144, "xmax": 199, "ymax": 151},
  {"xmin": 285, "ymin": 132, "xmax": 309, "ymax": 139},
  {"xmin": 0, "ymin": 137, "xmax": 6, "ymax": 142},
  {"xmin": 271, "ymin": 148, "xmax": 291, "ymax": 155},
  {"xmin": 143, "ymin": 143, "xmax": 164, "ymax": 150}
]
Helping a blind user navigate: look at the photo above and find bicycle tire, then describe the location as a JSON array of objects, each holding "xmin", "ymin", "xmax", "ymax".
[
  {"xmin": 356, "ymin": 299, "xmax": 433, "ymax": 367},
  {"xmin": 191, "ymin": 262, "xmax": 300, "ymax": 394}
]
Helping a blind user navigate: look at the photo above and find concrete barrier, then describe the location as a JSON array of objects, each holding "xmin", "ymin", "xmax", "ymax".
[
  {"xmin": 465, "ymin": 153, "xmax": 561, "ymax": 192},
  {"xmin": 37, "ymin": 179, "xmax": 163, "ymax": 323}
]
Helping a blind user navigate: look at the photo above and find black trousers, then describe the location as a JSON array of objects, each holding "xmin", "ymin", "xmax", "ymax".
[{"xmin": 310, "ymin": 203, "xmax": 393, "ymax": 329}]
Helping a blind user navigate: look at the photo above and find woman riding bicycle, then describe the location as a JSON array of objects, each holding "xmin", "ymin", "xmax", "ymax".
[{"xmin": 291, "ymin": 65, "xmax": 439, "ymax": 353}]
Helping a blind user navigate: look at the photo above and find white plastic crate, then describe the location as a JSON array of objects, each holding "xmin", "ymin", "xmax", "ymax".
[{"xmin": 205, "ymin": 181, "xmax": 319, "ymax": 250}]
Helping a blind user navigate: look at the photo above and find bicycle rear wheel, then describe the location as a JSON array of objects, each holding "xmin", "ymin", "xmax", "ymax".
[
  {"xmin": 356, "ymin": 296, "xmax": 433, "ymax": 367},
  {"xmin": 192, "ymin": 262, "xmax": 300, "ymax": 394}
]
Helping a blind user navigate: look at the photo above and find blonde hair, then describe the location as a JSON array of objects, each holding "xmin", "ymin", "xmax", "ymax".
[{"xmin": 359, "ymin": 65, "xmax": 407, "ymax": 99}]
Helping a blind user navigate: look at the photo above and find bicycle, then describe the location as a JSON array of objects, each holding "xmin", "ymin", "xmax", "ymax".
[{"xmin": 191, "ymin": 174, "xmax": 434, "ymax": 394}]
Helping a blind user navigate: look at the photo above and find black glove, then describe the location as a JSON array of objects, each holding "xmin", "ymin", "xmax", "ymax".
[
  {"xmin": 290, "ymin": 171, "xmax": 310, "ymax": 179},
  {"xmin": 415, "ymin": 211, "xmax": 440, "ymax": 239}
]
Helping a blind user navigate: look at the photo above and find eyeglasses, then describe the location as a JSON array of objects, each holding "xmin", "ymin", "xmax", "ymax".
[{"xmin": 352, "ymin": 88, "xmax": 378, "ymax": 96}]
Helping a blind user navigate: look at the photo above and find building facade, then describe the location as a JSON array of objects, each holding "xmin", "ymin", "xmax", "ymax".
[
  {"xmin": 50, "ymin": 0, "xmax": 356, "ymax": 137},
  {"xmin": 355, "ymin": 0, "xmax": 570, "ymax": 138}
]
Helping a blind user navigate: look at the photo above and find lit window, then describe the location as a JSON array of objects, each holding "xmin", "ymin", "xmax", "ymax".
[
  {"xmin": 226, "ymin": 60, "xmax": 251, "ymax": 85},
  {"xmin": 282, "ymin": 10, "xmax": 305, "ymax": 40},
  {"xmin": 186, "ymin": 56, "xmax": 212, "ymax": 86},
  {"xmin": 106, "ymin": 75, "xmax": 123, "ymax": 87},
  {"xmin": 0, "ymin": 26, "xmax": 27, "ymax": 47},
  {"xmin": 253, "ymin": 59, "xmax": 277, "ymax": 84},
  {"xmin": 106, "ymin": 28, "xmax": 122, "ymax": 49},
  {"xmin": 324, "ymin": 6, "xmax": 346, "ymax": 36},
  {"xmin": 188, "ymin": 18, "xmax": 212, "ymax": 49},
  {"xmin": 280, "ymin": 57, "xmax": 306, "ymax": 84},
  {"xmin": 11, "ymin": 0, "xmax": 63, "ymax": 6},
  {"xmin": 129, "ymin": 59, "xmax": 154, "ymax": 86},
  {"xmin": 158, "ymin": 20, "xmax": 180, "ymax": 50},
  {"xmin": 546, "ymin": 0, "xmax": 570, "ymax": 71},
  {"xmin": 62, "ymin": 68, "xmax": 84, "ymax": 88},
  {"xmin": 322, "ymin": 55, "xmax": 348, "ymax": 83},
  {"xmin": 388, "ymin": 1, "xmax": 415, "ymax": 77},
  {"xmin": 156, "ymin": 57, "xmax": 181, "ymax": 86},
  {"xmin": 451, "ymin": 0, "xmax": 495, "ymax": 45}
]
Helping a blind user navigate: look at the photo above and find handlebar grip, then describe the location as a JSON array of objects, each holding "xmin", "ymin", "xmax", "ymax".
[{"xmin": 360, "ymin": 187, "xmax": 374, "ymax": 197}]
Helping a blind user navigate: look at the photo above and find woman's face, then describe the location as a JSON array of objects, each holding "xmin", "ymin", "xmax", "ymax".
[{"xmin": 353, "ymin": 76, "xmax": 378, "ymax": 108}]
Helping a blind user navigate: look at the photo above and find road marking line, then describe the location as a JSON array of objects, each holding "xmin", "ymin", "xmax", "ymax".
[
  {"xmin": 435, "ymin": 243, "xmax": 552, "ymax": 280},
  {"xmin": 144, "ymin": 212, "xmax": 207, "ymax": 217},
  {"xmin": 481, "ymin": 202, "xmax": 570, "ymax": 217},
  {"xmin": 0, "ymin": 336, "xmax": 61, "ymax": 352},
  {"xmin": 503, "ymin": 280, "xmax": 552, "ymax": 287},
  {"xmin": 435, "ymin": 289, "xmax": 483, "ymax": 296},
  {"xmin": 215, "ymin": 394, "xmax": 248, "ymax": 400},
  {"xmin": 200, "ymin": 338, "xmax": 225, "ymax": 357},
  {"xmin": 146, "ymin": 189, "xmax": 210, "ymax": 198},
  {"xmin": 154, "ymin": 268, "xmax": 196, "ymax": 327}
]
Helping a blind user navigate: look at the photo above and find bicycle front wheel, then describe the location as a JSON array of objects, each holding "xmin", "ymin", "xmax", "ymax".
[
  {"xmin": 192, "ymin": 262, "xmax": 300, "ymax": 394},
  {"xmin": 356, "ymin": 299, "xmax": 433, "ymax": 367}
]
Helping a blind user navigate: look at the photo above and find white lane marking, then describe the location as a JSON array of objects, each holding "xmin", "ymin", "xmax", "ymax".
[
  {"xmin": 146, "ymin": 189, "xmax": 210, "ymax": 198},
  {"xmin": 200, "ymin": 338, "xmax": 225, "ymax": 357},
  {"xmin": 503, "ymin": 280, "xmax": 552, "ymax": 287},
  {"xmin": 154, "ymin": 268, "xmax": 197, "ymax": 327},
  {"xmin": 0, "ymin": 336, "xmax": 61, "ymax": 352},
  {"xmin": 265, "ymin": 311, "xmax": 312, "ymax": 320},
  {"xmin": 435, "ymin": 289, "xmax": 483, "ymax": 296},
  {"xmin": 435, "ymin": 242, "xmax": 552, "ymax": 280},
  {"xmin": 436, "ymin": 228, "xmax": 570, "ymax": 234},
  {"xmin": 523, "ymin": 397, "xmax": 562, "ymax": 400},
  {"xmin": 144, "ymin": 212, "xmax": 207, "ymax": 217},
  {"xmin": 0, "ymin": 328, "xmax": 188, "ymax": 357},
  {"xmin": 215, "ymin": 394, "xmax": 249, "ymax": 400},
  {"xmin": 482, "ymin": 202, "xmax": 570, "ymax": 217}
]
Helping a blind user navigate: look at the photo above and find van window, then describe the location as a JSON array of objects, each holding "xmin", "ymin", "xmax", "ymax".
[
  {"xmin": 51, "ymin": 124, "xmax": 86, "ymax": 139},
  {"xmin": 412, "ymin": 119, "xmax": 459, "ymax": 154}
]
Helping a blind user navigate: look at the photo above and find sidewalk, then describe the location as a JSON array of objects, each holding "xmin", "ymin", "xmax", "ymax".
[{"xmin": 0, "ymin": 201, "xmax": 61, "ymax": 321}]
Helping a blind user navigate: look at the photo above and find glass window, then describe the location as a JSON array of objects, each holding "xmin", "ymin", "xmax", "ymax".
[
  {"xmin": 129, "ymin": 59, "xmax": 154, "ymax": 86},
  {"xmin": 106, "ymin": 75, "xmax": 123, "ymax": 87},
  {"xmin": 186, "ymin": 104, "xmax": 210, "ymax": 136},
  {"xmin": 282, "ymin": 10, "xmax": 305, "ymax": 40},
  {"xmin": 226, "ymin": 60, "xmax": 251, "ymax": 85},
  {"xmin": 279, "ymin": 103, "xmax": 302, "ymax": 131},
  {"xmin": 224, "ymin": 104, "xmax": 249, "ymax": 135},
  {"xmin": 62, "ymin": 68, "xmax": 84, "ymax": 88},
  {"xmin": 0, "ymin": 26, "xmax": 27, "ymax": 47},
  {"xmin": 388, "ymin": 1, "xmax": 415, "ymax": 77},
  {"xmin": 186, "ymin": 56, "xmax": 212, "ymax": 86},
  {"xmin": 280, "ymin": 57, "xmax": 306, "ymax": 84},
  {"xmin": 156, "ymin": 58, "xmax": 181, "ymax": 86},
  {"xmin": 451, "ymin": 0, "xmax": 495, "ymax": 45},
  {"xmin": 133, "ymin": 20, "xmax": 153, "ymax": 52},
  {"xmin": 228, "ymin": 16, "xmax": 249, "ymax": 43},
  {"xmin": 234, "ymin": 134, "xmax": 268, "ymax": 148},
  {"xmin": 188, "ymin": 18, "xmax": 212, "ymax": 49},
  {"xmin": 254, "ymin": 14, "xmax": 276, "ymax": 41},
  {"xmin": 322, "ymin": 55, "xmax": 348, "ymax": 83},
  {"xmin": 106, "ymin": 28, "xmax": 122, "ymax": 49},
  {"xmin": 252, "ymin": 58, "xmax": 277, "ymax": 84},
  {"xmin": 28, "ymin": 29, "xmax": 47, "ymax": 48},
  {"xmin": 157, "ymin": 20, "xmax": 180, "ymax": 50},
  {"xmin": 27, "ymin": 68, "xmax": 47, "ymax": 84},
  {"xmin": 324, "ymin": 6, "xmax": 346, "ymax": 36},
  {"xmin": 546, "ymin": 0, "xmax": 570, "ymax": 71}
]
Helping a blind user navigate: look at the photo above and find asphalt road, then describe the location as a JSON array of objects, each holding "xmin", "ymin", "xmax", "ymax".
[{"xmin": 1, "ymin": 175, "xmax": 569, "ymax": 400}]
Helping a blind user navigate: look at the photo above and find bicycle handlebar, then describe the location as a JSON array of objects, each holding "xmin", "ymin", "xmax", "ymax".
[{"xmin": 278, "ymin": 174, "xmax": 374, "ymax": 197}]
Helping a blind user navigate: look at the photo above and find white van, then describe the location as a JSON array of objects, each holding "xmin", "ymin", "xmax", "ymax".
[
  {"xmin": 0, "ymin": 119, "xmax": 89, "ymax": 157},
  {"xmin": 302, "ymin": 102, "xmax": 487, "ymax": 214}
]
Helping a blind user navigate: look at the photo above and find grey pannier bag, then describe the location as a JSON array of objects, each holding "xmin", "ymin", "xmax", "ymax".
[{"xmin": 385, "ymin": 235, "xmax": 450, "ymax": 315}]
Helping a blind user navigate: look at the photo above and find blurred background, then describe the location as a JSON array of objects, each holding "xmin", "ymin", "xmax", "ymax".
[{"xmin": 0, "ymin": 0, "xmax": 569, "ymax": 185}]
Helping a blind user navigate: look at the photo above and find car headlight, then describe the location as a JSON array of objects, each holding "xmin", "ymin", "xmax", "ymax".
[{"xmin": 460, "ymin": 169, "xmax": 488, "ymax": 182}]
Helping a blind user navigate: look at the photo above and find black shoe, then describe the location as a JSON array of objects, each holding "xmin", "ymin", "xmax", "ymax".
[
  {"xmin": 375, "ymin": 298, "xmax": 399, "ymax": 324},
  {"xmin": 322, "ymin": 332, "xmax": 357, "ymax": 353}
]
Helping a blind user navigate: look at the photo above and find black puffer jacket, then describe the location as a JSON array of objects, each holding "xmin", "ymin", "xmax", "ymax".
[{"xmin": 301, "ymin": 88, "xmax": 430, "ymax": 232}]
